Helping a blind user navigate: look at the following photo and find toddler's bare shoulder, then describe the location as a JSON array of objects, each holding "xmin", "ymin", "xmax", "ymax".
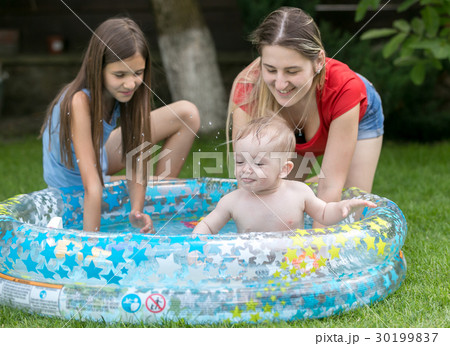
[{"xmin": 286, "ymin": 180, "xmax": 312, "ymax": 192}]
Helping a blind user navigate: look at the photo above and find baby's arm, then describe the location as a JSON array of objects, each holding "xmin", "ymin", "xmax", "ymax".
[
  {"xmin": 193, "ymin": 193, "xmax": 234, "ymax": 235},
  {"xmin": 304, "ymin": 186, "xmax": 376, "ymax": 226}
]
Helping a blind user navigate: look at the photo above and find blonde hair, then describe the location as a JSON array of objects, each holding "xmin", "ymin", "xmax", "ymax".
[
  {"xmin": 226, "ymin": 7, "xmax": 326, "ymax": 152},
  {"xmin": 235, "ymin": 115, "xmax": 295, "ymax": 154}
]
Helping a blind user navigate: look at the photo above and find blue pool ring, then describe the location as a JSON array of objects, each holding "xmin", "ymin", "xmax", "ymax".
[{"xmin": 0, "ymin": 178, "xmax": 407, "ymax": 324}]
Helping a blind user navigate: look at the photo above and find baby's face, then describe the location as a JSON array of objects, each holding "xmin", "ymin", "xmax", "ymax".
[{"xmin": 234, "ymin": 134, "xmax": 284, "ymax": 194}]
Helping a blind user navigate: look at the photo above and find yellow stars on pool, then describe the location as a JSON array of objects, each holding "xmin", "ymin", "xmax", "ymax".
[
  {"xmin": 246, "ymin": 298, "xmax": 258, "ymax": 311},
  {"xmin": 328, "ymin": 245, "xmax": 341, "ymax": 260},
  {"xmin": 362, "ymin": 234, "xmax": 376, "ymax": 250},
  {"xmin": 368, "ymin": 221, "xmax": 383, "ymax": 232},
  {"xmin": 285, "ymin": 248, "xmax": 297, "ymax": 262},
  {"xmin": 374, "ymin": 217, "xmax": 390, "ymax": 228},
  {"xmin": 317, "ymin": 256, "xmax": 328, "ymax": 268},
  {"xmin": 304, "ymin": 246, "xmax": 315, "ymax": 258},
  {"xmin": 339, "ymin": 224, "xmax": 354, "ymax": 232},
  {"xmin": 334, "ymin": 233, "xmax": 348, "ymax": 247},
  {"xmin": 250, "ymin": 313, "xmax": 261, "ymax": 322},
  {"xmin": 230, "ymin": 296, "xmax": 278, "ymax": 322},
  {"xmin": 311, "ymin": 236, "xmax": 326, "ymax": 251},
  {"xmin": 231, "ymin": 305, "xmax": 242, "ymax": 318},
  {"xmin": 312, "ymin": 227, "xmax": 327, "ymax": 234},
  {"xmin": 365, "ymin": 217, "xmax": 390, "ymax": 233},
  {"xmin": 231, "ymin": 295, "xmax": 279, "ymax": 322},
  {"xmin": 263, "ymin": 303, "xmax": 272, "ymax": 313},
  {"xmin": 0, "ymin": 197, "xmax": 20, "ymax": 215},
  {"xmin": 291, "ymin": 234, "xmax": 306, "ymax": 247},
  {"xmin": 297, "ymin": 260, "xmax": 307, "ymax": 269},
  {"xmin": 296, "ymin": 228, "xmax": 309, "ymax": 236},
  {"xmin": 350, "ymin": 222, "xmax": 363, "ymax": 230},
  {"xmin": 377, "ymin": 239, "xmax": 387, "ymax": 255}
]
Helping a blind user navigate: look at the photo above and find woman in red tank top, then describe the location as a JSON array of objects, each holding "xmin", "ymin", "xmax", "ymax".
[{"xmin": 227, "ymin": 7, "xmax": 384, "ymax": 227}]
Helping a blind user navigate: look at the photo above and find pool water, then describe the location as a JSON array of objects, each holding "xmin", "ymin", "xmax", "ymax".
[
  {"xmin": 98, "ymin": 214, "xmax": 314, "ymax": 236},
  {"xmin": 99, "ymin": 219, "xmax": 239, "ymax": 235}
]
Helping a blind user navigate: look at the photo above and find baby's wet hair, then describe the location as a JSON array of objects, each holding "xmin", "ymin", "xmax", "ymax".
[{"xmin": 235, "ymin": 115, "xmax": 296, "ymax": 154}]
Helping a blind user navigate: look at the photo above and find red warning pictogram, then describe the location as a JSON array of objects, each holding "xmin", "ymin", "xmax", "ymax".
[{"xmin": 145, "ymin": 293, "xmax": 166, "ymax": 313}]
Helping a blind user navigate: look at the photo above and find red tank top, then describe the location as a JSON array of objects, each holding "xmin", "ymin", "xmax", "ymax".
[{"xmin": 232, "ymin": 58, "xmax": 367, "ymax": 156}]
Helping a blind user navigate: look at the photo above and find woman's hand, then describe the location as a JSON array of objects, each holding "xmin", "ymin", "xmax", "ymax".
[{"xmin": 129, "ymin": 210, "xmax": 154, "ymax": 234}]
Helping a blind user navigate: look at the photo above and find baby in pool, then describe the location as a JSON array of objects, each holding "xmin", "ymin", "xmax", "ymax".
[{"xmin": 193, "ymin": 116, "xmax": 375, "ymax": 234}]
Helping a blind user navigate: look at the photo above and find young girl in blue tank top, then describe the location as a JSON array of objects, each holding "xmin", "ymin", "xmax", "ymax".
[{"xmin": 41, "ymin": 18, "xmax": 200, "ymax": 233}]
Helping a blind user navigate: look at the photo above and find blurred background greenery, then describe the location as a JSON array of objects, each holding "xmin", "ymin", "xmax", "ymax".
[
  {"xmin": 0, "ymin": 0, "xmax": 449, "ymax": 141},
  {"xmin": 0, "ymin": 0, "xmax": 448, "ymax": 328}
]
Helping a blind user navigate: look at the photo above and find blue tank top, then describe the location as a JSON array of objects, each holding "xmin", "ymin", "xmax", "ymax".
[{"xmin": 42, "ymin": 89, "xmax": 121, "ymax": 188}]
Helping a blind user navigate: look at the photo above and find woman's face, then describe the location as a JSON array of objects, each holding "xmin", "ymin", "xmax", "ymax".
[
  {"xmin": 103, "ymin": 52, "xmax": 146, "ymax": 103},
  {"xmin": 261, "ymin": 45, "xmax": 318, "ymax": 108}
]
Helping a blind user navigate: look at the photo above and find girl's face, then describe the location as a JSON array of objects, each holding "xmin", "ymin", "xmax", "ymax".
[
  {"xmin": 103, "ymin": 52, "xmax": 146, "ymax": 103},
  {"xmin": 261, "ymin": 45, "xmax": 319, "ymax": 108}
]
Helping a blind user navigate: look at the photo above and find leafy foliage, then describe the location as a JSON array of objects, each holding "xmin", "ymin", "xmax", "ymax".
[
  {"xmin": 236, "ymin": 0, "xmax": 318, "ymax": 36},
  {"xmin": 357, "ymin": 0, "xmax": 450, "ymax": 85}
]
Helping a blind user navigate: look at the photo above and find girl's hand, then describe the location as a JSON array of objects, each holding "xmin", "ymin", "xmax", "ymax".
[{"xmin": 130, "ymin": 210, "xmax": 155, "ymax": 234}]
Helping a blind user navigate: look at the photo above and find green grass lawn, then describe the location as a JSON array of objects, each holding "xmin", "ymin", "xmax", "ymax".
[{"xmin": 0, "ymin": 135, "xmax": 448, "ymax": 328}]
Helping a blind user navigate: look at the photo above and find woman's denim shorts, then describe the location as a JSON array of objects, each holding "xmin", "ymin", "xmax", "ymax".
[{"xmin": 357, "ymin": 74, "xmax": 384, "ymax": 140}]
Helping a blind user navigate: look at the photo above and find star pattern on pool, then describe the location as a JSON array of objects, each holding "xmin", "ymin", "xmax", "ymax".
[{"xmin": 0, "ymin": 180, "xmax": 407, "ymax": 324}]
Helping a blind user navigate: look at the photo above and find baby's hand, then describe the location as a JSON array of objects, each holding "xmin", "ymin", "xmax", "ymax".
[
  {"xmin": 342, "ymin": 199, "xmax": 377, "ymax": 218},
  {"xmin": 130, "ymin": 210, "xmax": 155, "ymax": 234}
]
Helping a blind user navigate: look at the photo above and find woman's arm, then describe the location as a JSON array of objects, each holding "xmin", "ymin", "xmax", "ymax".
[
  {"xmin": 71, "ymin": 91, "xmax": 103, "ymax": 232},
  {"xmin": 313, "ymin": 105, "xmax": 359, "ymax": 227}
]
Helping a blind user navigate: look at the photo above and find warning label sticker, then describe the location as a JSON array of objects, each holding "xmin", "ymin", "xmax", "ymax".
[
  {"xmin": 0, "ymin": 272, "xmax": 62, "ymax": 316},
  {"xmin": 145, "ymin": 293, "xmax": 166, "ymax": 313}
]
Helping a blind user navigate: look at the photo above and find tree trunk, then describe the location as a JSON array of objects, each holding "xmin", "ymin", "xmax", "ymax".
[{"xmin": 150, "ymin": 0, "xmax": 227, "ymax": 133}]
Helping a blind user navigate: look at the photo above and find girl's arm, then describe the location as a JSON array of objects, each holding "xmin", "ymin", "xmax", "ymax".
[
  {"xmin": 313, "ymin": 105, "xmax": 359, "ymax": 227},
  {"xmin": 71, "ymin": 91, "xmax": 103, "ymax": 232},
  {"xmin": 128, "ymin": 180, "xmax": 153, "ymax": 233},
  {"xmin": 193, "ymin": 194, "xmax": 234, "ymax": 235}
]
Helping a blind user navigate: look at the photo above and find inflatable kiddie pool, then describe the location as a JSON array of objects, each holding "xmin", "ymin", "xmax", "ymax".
[{"xmin": 0, "ymin": 178, "xmax": 407, "ymax": 324}]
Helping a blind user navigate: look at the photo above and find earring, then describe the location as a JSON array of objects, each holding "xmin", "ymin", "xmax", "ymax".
[{"xmin": 316, "ymin": 67, "xmax": 322, "ymax": 75}]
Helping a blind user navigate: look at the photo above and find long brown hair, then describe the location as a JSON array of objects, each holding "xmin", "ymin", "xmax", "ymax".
[
  {"xmin": 41, "ymin": 17, "xmax": 152, "ymax": 185},
  {"xmin": 227, "ymin": 7, "xmax": 326, "ymax": 145}
]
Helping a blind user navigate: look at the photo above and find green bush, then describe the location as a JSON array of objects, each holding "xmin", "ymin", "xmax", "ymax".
[
  {"xmin": 319, "ymin": 21, "xmax": 450, "ymax": 141},
  {"xmin": 357, "ymin": 0, "xmax": 450, "ymax": 85},
  {"xmin": 236, "ymin": 0, "xmax": 318, "ymax": 36},
  {"xmin": 234, "ymin": 2, "xmax": 449, "ymax": 141}
]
